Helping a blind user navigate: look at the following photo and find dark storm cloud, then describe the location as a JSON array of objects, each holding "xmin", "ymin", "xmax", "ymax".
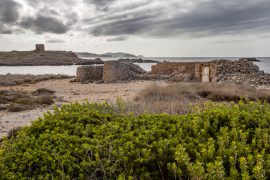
[
  {"xmin": 2, "ymin": 0, "xmax": 270, "ymax": 38},
  {"xmin": 20, "ymin": 15, "xmax": 69, "ymax": 34},
  {"xmin": 0, "ymin": 0, "xmax": 21, "ymax": 23},
  {"xmin": 89, "ymin": 0, "xmax": 270, "ymax": 38}
]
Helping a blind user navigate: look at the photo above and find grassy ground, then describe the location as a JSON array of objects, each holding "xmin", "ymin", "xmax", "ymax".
[{"xmin": 124, "ymin": 83, "xmax": 270, "ymax": 114}]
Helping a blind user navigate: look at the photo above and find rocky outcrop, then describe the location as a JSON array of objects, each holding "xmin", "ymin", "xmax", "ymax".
[
  {"xmin": 76, "ymin": 66, "xmax": 103, "ymax": 83},
  {"xmin": 117, "ymin": 58, "xmax": 159, "ymax": 63},
  {"xmin": 214, "ymin": 60, "xmax": 270, "ymax": 85},
  {"xmin": 0, "ymin": 51, "xmax": 103, "ymax": 66},
  {"xmin": 239, "ymin": 58, "xmax": 260, "ymax": 62}
]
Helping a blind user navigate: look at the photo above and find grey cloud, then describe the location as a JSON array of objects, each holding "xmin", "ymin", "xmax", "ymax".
[
  {"xmin": 3, "ymin": 0, "xmax": 270, "ymax": 39},
  {"xmin": 89, "ymin": 0, "xmax": 270, "ymax": 38},
  {"xmin": 46, "ymin": 39, "xmax": 66, "ymax": 43},
  {"xmin": 84, "ymin": 0, "xmax": 116, "ymax": 11},
  {"xmin": 0, "ymin": 29, "xmax": 13, "ymax": 34},
  {"xmin": 91, "ymin": 10, "xmax": 160, "ymax": 36},
  {"xmin": 18, "ymin": 1, "xmax": 78, "ymax": 34},
  {"xmin": 25, "ymin": 0, "xmax": 76, "ymax": 6},
  {"xmin": 20, "ymin": 15, "xmax": 69, "ymax": 34},
  {"xmin": 0, "ymin": 0, "xmax": 21, "ymax": 23},
  {"xmin": 0, "ymin": 0, "xmax": 22, "ymax": 35},
  {"xmin": 107, "ymin": 36, "xmax": 128, "ymax": 42},
  {"xmin": 0, "ymin": 25, "xmax": 24, "ymax": 34}
]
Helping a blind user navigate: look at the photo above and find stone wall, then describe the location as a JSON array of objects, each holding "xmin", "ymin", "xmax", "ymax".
[
  {"xmin": 150, "ymin": 59, "xmax": 269, "ymax": 85},
  {"xmin": 76, "ymin": 66, "xmax": 103, "ymax": 83},
  {"xmin": 103, "ymin": 61, "xmax": 147, "ymax": 82},
  {"xmin": 151, "ymin": 61, "xmax": 219, "ymax": 82}
]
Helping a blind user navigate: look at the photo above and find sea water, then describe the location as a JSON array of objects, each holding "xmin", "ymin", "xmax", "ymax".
[{"xmin": 0, "ymin": 57, "xmax": 269, "ymax": 75}]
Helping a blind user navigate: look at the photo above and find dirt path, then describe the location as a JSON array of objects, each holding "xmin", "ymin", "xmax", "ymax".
[{"xmin": 0, "ymin": 79, "xmax": 166, "ymax": 138}]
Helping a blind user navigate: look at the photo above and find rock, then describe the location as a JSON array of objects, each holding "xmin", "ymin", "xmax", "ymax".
[
  {"xmin": 117, "ymin": 58, "xmax": 159, "ymax": 63},
  {"xmin": 239, "ymin": 58, "xmax": 261, "ymax": 62},
  {"xmin": 0, "ymin": 81, "xmax": 17, "ymax": 86},
  {"xmin": 94, "ymin": 80, "xmax": 104, "ymax": 84},
  {"xmin": 0, "ymin": 105, "xmax": 8, "ymax": 111},
  {"xmin": 69, "ymin": 79, "xmax": 77, "ymax": 83}
]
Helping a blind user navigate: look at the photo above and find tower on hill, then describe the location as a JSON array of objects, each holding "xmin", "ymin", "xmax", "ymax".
[{"xmin": 35, "ymin": 44, "xmax": 45, "ymax": 52}]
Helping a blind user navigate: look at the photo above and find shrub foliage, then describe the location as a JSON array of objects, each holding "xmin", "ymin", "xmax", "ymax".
[{"xmin": 0, "ymin": 101, "xmax": 270, "ymax": 179}]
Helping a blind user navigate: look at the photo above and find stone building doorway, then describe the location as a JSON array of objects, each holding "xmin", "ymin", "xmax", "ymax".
[{"xmin": 201, "ymin": 66, "xmax": 210, "ymax": 82}]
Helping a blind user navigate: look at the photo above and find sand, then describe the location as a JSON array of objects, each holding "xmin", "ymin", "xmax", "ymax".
[{"xmin": 0, "ymin": 79, "xmax": 166, "ymax": 138}]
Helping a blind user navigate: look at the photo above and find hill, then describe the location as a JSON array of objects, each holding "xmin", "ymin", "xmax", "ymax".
[{"xmin": 76, "ymin": 52, "xmax": 137, "ymax": 58}]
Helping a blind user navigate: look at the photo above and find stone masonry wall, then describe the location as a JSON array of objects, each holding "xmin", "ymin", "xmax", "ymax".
[
  {"xmin": 151, "ymin": 59, "xmax": 270, "ymax": 85},
  {"xmin": 103, "ymin": 61, "xmax": 146, "ymax": 82},
  {"xmin": 76, "ymin": 66, "xmax": 103, "ymax": 83},
  {"xmin": 151, "ymin": 61, "xmax": 218, "ymax": 82}
]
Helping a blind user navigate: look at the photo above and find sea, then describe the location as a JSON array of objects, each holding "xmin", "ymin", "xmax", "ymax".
[{"xmin": 0, "ymin": 57, "xmax": 270, "ymax": 76}]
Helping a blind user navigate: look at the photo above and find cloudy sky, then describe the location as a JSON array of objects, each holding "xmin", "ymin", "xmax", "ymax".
[{"xmin": 0, "ymin": 0, "xmax": 270, "ymax": 57}]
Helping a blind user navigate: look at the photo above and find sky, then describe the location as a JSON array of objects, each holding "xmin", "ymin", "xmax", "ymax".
[{"xmin": 0, "ymin": 0, "xmax": 270, "ymax": 57}]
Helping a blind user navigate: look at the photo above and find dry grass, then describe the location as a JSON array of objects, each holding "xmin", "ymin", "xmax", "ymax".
[
  {"xmin": 0, "ymin": 89, "xmax": 55, "ymax": 112},
  {"xmin": 125, "ymin": 83, "xmax": 270, "ymax": 114}
]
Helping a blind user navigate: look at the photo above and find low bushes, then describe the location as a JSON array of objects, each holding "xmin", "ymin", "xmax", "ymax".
[
  {"xmin": 0, "ymin": 101, "xmax": 270, "ymax": 179},
  {"xmin": 0, "ymin": 89, "xmax": 54, "ymax": 112}
]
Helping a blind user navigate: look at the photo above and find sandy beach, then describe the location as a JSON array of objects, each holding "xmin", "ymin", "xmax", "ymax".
[{"xmin": 0, "ymin": 79, "xmax": 166, "ymax": 138}]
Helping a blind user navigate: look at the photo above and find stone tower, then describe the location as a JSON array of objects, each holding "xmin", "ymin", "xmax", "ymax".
[{"xmin": 35, "ymin": 44, "xmax": 45, "ymax": 51}]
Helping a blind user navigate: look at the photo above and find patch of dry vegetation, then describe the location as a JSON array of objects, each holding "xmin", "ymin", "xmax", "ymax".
[
  {"xmin": 126, "ymin": 83, "xmax": 270, "ymax": 114},
  {"xmin": 0, "ymin": 88, "xmax": 55, "ymax": 112}
]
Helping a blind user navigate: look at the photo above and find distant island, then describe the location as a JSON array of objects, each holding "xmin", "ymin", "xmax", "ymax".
[
  {"xmin": 0, "ymin": 44, "xmax": 156, "ymax": 66},
  {"xmin": 76, "ymin": 52, "xmax": 137, "ymax": 58}
]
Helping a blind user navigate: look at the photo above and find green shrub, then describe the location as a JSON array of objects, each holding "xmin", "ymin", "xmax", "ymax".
[{"xmin": 0, "ymin": 101, "xmax": 270, "ymax": 179}]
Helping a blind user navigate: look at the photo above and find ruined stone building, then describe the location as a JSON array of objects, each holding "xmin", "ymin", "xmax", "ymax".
[
  {"xmin": 151, "ymin": 61, "xmax": 218, "ymax": 83},
  {"xmin": 76, "ymin": 59, "xmax": 270, "ymax": 86},
  {"xmin": 151, "ymin": 59, "xmax": 270, "ymax": 86},
  {"xmin": 76, "ymin": 61, "xmax": 146, "ymax": 83}
]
